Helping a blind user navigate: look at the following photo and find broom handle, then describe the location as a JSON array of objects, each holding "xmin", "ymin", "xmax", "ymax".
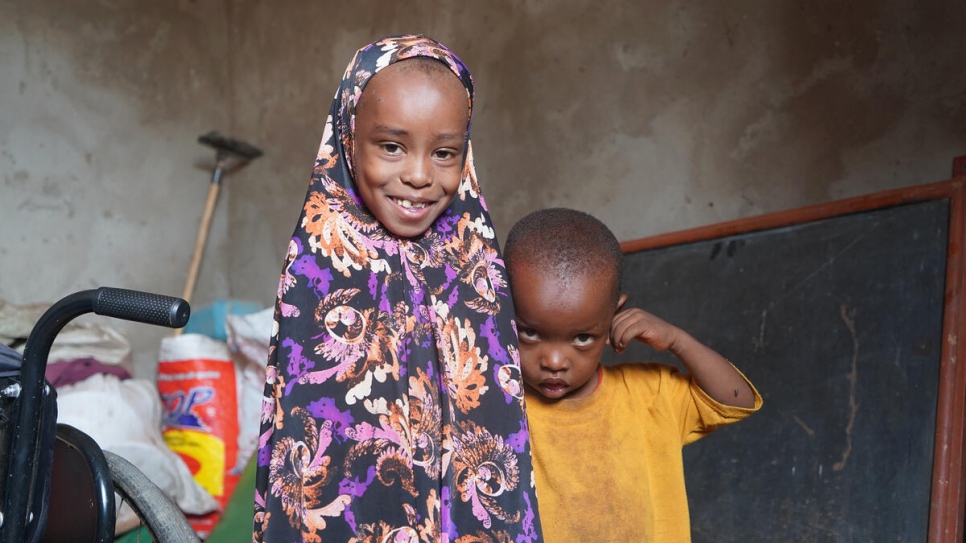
[{"xmin": 182, "ymin": 177, "xmax": 221, "ymax": 305}]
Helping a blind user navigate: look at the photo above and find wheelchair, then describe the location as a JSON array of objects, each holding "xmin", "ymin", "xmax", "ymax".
[{"xmin": 0, "ymin": 287, "xmax": 201, "ymax": 543}]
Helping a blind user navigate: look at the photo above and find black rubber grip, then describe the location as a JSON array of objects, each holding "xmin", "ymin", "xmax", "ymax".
[{"xmin": 93, "ymin": 287, "xmax": 190, "ymax": 328}]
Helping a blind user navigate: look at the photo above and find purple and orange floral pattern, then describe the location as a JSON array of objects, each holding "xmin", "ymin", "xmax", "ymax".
[{"xmin": 253, "ymin": 35, "xmax": 542, "ymax": 543}]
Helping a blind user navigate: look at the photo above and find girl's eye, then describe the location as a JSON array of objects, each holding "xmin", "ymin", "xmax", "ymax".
[
  {"xmin": 573, "ymin": 334, "xmax": 595, "ymax": 347},
  {"xmin": 518, "ymin": 328, "xmax": 539, "ymax": 342},
  {"xmin": 434, "ymin": 148, "xmax": 459, "ymax": 161},
  {"xmin": 382, "ymin": 143, "xmax": 403, "ymax": 155}
]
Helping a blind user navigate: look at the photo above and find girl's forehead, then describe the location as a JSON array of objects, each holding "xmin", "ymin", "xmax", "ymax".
[
  {"xmin": 361, "ymin": 60, "xmax": 469, "ymax": 104},
  {"xmin": 349, "ymin": 59, "xmax": 473, "ymax": 139},
  {"xmin": 364, "ymin": 60, "xmax": 467, "ymax": 98},
  {"xmin": 355, "ymin": 66, "xmax": 469, "ymax": 127}
]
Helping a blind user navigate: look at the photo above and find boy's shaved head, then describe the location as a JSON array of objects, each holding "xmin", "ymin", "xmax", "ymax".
[{"xmin": 504, "ymin": 208, "xmax": 624, "ymax": 301}]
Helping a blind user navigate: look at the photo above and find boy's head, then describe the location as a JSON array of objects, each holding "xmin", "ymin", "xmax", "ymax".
[{"xmin": 504, "ymin": 208, "xmax": 625, "ymax": 401}]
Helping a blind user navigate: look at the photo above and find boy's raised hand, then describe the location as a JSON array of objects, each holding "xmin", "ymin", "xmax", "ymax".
[
  {"xmin": 609, "ymin": 298, "xmax": 757, "ymax": 408},
  {"xmin": 610, "ymin": 305, "xmax": 681, "ymax": 354}
]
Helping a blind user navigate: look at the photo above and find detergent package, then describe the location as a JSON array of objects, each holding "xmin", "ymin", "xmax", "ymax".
[{"xmin": 157, "ymin": 333, "xmax": 240, "ymax": 538}]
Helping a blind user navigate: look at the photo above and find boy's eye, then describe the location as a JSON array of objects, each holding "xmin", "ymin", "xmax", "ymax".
[
  {"xmin": 518, "ymin": 328, "xmax": 539, "ymax": 342},
  {"xmin": 573, "ymin": 334, "xmax": 595, "ymax": 347}
]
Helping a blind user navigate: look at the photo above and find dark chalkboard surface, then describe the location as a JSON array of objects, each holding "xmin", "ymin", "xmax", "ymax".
[{"xmin": 604, "ymin": 178, "xmax": 966, "ymax": 542}]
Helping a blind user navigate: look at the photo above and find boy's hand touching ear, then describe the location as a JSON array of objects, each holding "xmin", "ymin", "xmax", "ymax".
[
  {"xmin": 610, "ymin": 298, "xmax": 756, "ymax": 408},
  {"xmin": 610, "ymin": 306, "xmax": 681, "ymax": 354}
]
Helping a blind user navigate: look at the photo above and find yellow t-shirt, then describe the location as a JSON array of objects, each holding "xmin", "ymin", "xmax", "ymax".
[{"xmin": 526, "ymin": 363, "xmax": 762, "ymax": 543}]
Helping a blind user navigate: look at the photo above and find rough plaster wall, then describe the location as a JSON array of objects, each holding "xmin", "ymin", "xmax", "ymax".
[
  {"xmin": 3, "ymin": 0, "xmax": 965, "ymax": 376},
  {"xmin": 225, "ymin": 0, "xmax": 966, "ymax": 311},
  {"xmin": 0, "ymin": 0, "xmax": 233, "ymax": 376}
]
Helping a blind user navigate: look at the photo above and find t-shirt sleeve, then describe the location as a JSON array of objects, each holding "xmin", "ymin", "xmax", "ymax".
[
  {"xmin": 682, "ymin": 363, "xmax": 762, "ymax": 445},
  {"xmin": 624, "ymin": 362, "xmax": 762, "ymax": 446}
]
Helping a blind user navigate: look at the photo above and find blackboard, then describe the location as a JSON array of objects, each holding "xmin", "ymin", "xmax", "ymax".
[{"xmin": 604, "ymin": 177, "xmax": 966, "ymax": 542}]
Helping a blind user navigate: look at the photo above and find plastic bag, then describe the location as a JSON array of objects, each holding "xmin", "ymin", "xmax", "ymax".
[{"xmin": 157, "ymin": 333, "xmax": 241, "ymax": 538}]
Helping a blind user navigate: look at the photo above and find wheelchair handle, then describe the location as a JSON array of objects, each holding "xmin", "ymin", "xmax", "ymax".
[
  {"xmin": 93, "ymin": 287, "xmax": 190, "ymax": 328},
  {"xmin": 0, "ymin": 288, "xmax": 188, "ymax": 542}
]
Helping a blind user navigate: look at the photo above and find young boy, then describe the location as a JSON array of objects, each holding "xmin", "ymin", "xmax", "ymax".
[{"xmin": 504, "ymin": 208, "xmax": 762, "ymax": 542}]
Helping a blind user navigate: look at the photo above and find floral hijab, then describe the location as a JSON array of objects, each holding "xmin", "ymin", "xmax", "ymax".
[{"xmin": 253, "ymin": 35, "xmax": 543, "ymax": 543}]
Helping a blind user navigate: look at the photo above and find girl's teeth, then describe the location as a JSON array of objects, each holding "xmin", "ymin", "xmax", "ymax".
[{"xmin": 396, "ymin": 198, "xmax": 426, "ymax": 209}]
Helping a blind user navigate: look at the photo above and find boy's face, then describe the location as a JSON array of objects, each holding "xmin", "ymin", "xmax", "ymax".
[
  {"xmin": 511, "ymin": 261, "xmax": 620, "ymax": 401},
  {"xmin": 352, "ymin": 63, "xmax": 469, "ymax": 238}
]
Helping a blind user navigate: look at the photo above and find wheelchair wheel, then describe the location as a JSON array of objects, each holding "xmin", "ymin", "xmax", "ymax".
[{"xmin": 105, "ymin": 451, "xmax": 200, "ymax": 543}]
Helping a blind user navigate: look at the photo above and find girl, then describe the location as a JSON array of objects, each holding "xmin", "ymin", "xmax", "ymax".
[{"xmin": 253, "ymin": 35, "xmax": 543, "ymax": 543}]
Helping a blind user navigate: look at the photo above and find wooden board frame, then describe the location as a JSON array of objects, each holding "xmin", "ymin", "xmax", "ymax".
[{"xmin": 620, "ymin": 161, "xmax": 966, "ymax": 542}]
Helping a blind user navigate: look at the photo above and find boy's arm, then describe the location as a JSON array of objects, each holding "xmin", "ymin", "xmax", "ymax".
[{"xmin": 611, "ymin": 305, "xmax": 756, "ymax": 408}]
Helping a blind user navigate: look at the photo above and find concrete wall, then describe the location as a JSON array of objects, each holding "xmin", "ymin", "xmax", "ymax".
[{"xmin": 3, "ymin": 0, "xmax": 965, "ymax": 376}]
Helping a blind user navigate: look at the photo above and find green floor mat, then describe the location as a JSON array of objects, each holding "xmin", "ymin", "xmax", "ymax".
[{"xmin": 204, "ymin": 455, "xmax": 257, "ymax": 542}]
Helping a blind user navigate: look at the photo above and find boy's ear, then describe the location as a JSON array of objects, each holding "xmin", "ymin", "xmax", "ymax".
[
  {"xmin": 606, "ymin": 294, "xmax": 629, "ymax": 347},
  {"xmin": 615, "ymin": 294, "xmax": 629, "ymax": 312}
]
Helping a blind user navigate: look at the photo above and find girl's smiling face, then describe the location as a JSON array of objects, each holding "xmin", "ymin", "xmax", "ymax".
[{"xmin": 352, "ymin": 60, "xmax": 469, "ymax": 238}]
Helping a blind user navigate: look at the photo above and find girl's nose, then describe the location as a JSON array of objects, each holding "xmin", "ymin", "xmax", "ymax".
[{"xmin": 402, "ymin": 156, "xmax": 431, "ymax": 188}]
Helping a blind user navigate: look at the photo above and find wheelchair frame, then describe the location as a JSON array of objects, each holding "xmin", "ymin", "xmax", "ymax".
[{"xmin": 0, "ymin": 287, "xmax": 201, "ymax": 543}]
